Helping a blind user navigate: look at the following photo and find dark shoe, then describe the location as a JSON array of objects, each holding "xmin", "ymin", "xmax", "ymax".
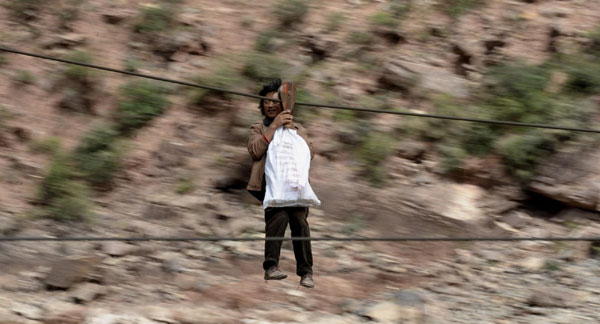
[
  {"xmin": 300, "ymin": 273, "xmax": 314, "ymax": 288},
  {"xmin": 265, "ymin": 266, "xmax": 287, "ymax": 280}
]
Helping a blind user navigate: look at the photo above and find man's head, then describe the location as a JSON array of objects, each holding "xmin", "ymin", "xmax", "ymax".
[{"xmin": 258, "ymin": 79, "xmax": 282, "ymax": 118}]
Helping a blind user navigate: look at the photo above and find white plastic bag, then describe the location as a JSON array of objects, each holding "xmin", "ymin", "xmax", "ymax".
[{"xmin": 263, "ymin": 127, "xmax": 321, "ymax": 209}]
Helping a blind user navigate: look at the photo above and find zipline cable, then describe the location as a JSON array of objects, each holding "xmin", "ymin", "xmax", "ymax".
[
  {"xmin": 1, "ymin": 236, "xmax": 599, "ymax": 242},
  {"xmin": 2, "ymin": 45, "xmax": 600, "ymax": 134}
]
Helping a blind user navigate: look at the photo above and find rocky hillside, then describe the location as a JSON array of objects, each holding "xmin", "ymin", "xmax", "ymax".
[{"xmin": 1, "ymin": 0, "xmax": 600, "ymax": 323}]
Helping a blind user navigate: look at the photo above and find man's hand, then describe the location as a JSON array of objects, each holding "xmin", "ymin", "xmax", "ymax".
[{"xmin": 271, "ymin": 111, "xmax": 293, "ymax": 129}]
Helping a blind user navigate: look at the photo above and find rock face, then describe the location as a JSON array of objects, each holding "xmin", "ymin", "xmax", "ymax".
[
  {"xmin": 44, "ymin": 256, "xmax": 103, "ymax": 290},
  {"xmin": 529, "ymin": 145, "xmax": 600, "ymax": 211}
]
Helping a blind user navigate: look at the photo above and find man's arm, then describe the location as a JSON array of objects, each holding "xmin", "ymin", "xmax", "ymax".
[{"xmin": 248, "ymin": 123, "xmax": 269, "ymax": 161}]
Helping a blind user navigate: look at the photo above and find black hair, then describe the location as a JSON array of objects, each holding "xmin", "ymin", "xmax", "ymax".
[{"xmin": 258, "ymin": 78, "xmax": 282, "ymax": 116}]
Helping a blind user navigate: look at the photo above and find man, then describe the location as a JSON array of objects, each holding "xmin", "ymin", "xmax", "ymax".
[{"xmin": 247, "ymin": 79, "xmax": 315, "ymax": 288}]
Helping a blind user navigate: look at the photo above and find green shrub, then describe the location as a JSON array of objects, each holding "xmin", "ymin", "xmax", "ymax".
[
  {"xmin": 355, "ymin": 133, "xmax": 395, "ymax": 186},
  {"xmin": 587, "ymin": 25, "xmax": 600, "ymax": 56},
  {"xmin": 389, "ymin": 0, "xmax": 412, "ymax": 18},
  {"xmin": 134, "ymin": 3, "xmax": 176, "ymax": 33},
  {"xmin": 37, "ymin": 154, "xmax": 73, "ymax": 204},
  {"xmin": 175, "ymin": 177, "xmax": 195, "ymax": 194},
  {"xmin": 255, "ymin": 30, "xmax": 286, "ymax": 53},
  {"xmin": 369, "ymin": 12, "xmax": 400, "ymax": 29},
  {"xmin": 438, "ymin": 143, "xmax": 468, "ymax": 173},
  {"xmin": 30, "ymin": 136, "xmax": 61, "ymax": 155},
  {"xmin": 114, "ymin": 80, "xmax": 169, "ymax": 134},
  {"xmin": 73, "ymin": 124, "xmax": 122, "ymax": 189},
  {"xmin": 348, "ymin": 31, "xmax": 374, "ymax": 46},
  {"xmin": 63, "ymin": 50, "xmax": 94, "ymax": 82},
  {"xmin": 0, "ymin": 55, "xmax": 7, "ymax": 66},
  {"xmin": 562, "ymin": 58, "xmax": 600, "ymax": 95},
  {"xmin": 13, "ymin": 70, "xmax": 35, "ymax": 86},
  {"xmin": 325, "ymin": 12, "xmax": 345, "ymax": 32},
  {"xmin": 441, "ymin": 0, "xmax": 486, "ymax": 18},
  {"xmin": 242, "ymin": 52, "xmax": 288, "ymax": 81},
  {"xmin": 274, "ymin": 0, "xmax": 309, "ymax": 27},
  {"xmin": 44, "ymin": 181, "xmax": 91, "ymax": 222},
  {"xmin": 5, "ymin": 0, "xmax": 43, "ymax": 20},
  {"xmin": 190, "ymin": 64, "xmax": 243, "ymax": 104},
  {"xmin": 495, "ymin": 132, "xmax": 553, "ymax": 180},
  {"xmin": 123, "ymin": 57, "xmax": 142, "ymax": 72}
]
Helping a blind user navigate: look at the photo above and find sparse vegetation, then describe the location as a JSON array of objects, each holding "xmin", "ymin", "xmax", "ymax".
[
  {"xmin": 114, "ymin": 80, "xmax": 169, "ymax": 134},
  {"xmin": 13, "ymin": 69, "xmax": 35, "ymax": 86},
  {"xmin": 355, "ymin": 133, "xmax": 396, "ymax": 187},
  {"xmin": 30, "ymin": 136, "xmax": 61, "ymax": 155},
  {"xmin": 254, "ymin": 30, "xmax": 286, "ymax": 53},
  {"xmin": 134, "ymin": 3, "xmax": 176, "ymax": 33},
  {"xmin": 73, "ymin": 124, "xmax": 123, "ymax": 189},
  {"xmin": 5, "ymin": 0, "xmax": 43, "ymax": 21},
  {"xmin": 348, "ymin": 31, "xmax": 374, "ymax": 46},
  {"xmin": 325, "ymin": 12, "xmax": 345, "ymax": 32},
  {"xmin": 369, "ymin": 12, "xmax": 400, "ymax": 29},
  {"xmin": 273, "ymin": 0, "xmax": 309, "ymax": 27},
  {"xmin": 175, "ymin": 177, "xmax": 196, "ymax": 194},
  {"xmin": 36, "ymin": 153, "xmax": 92, "ymax": 222},
  {"xmin": 440, "ymin": 0, "xmax": 486, "ymax": 18},
  {"xmin": 242, "ymin": 52, "xmax": 288, "ymax": 81},
  {"xmin": 189, "ymin": 64, "xmax": 243, "ymax": 105}
]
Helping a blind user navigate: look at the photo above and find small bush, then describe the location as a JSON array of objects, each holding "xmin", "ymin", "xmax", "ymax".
[
  {"xmin": 114, "ymin": 80, "xmax": 169, "ymax": 134},
  {"xmin": 348, "ymin": 31, "xmax": 374, "ymax": 46},
  {"xmin": 562, "ymin": 58, "xmax": 600, "ymax": 95},
  {"xmin": 440, "ymin": 0, "xmax": 486, "ymax": 18},
  {"xmin": 63, "ymin": 50, "xmax": 94, "ymax": 82},
  {"xmin": 495, "ymin": 132, "xmax": 553, "ymax": 180},
  {"xmin": 134, "ymin": 3, "xmax": 176, "ymax": 33},
  {"xmin": 355, "ymin": 133, "xmax": 395, "ymax": 186},
  {"xmin": 30, "ymin": 136, "xmax": 61, "ymax": 155},
  {"xmin": 242, "ymin": 52, "xmax": 288, "ymax": 81},
  {"xmin": 0, "ymin": 55, "xmax": 7, "ymax": 66},
  {"xmin": 13, "ymin": 70, "xmax": 35, "ymax": 86},
  {"xmin": 123, "ymin": 57, "xmax": 142, "ymax": 72},
  {"xmin": 255, "ymin": 30, "xmax": 286, "ymax": 53},
  {"xmin": 369, "ymin": 12, "xmax": 400, "ymax": 29},
  {"xmin": 389, "ymin": 0, "xmax": 412, "ymax": 18},
  {"xmin": 587, "ymin": 25, "xmax": 600, "ymax": 56},
  {"xmin": 6, "ymin": 0, "xmax": 43, "ymax": 20},
  {"xmin": 190, "ymin": 64, "xmax": 243, "ymax": 105},
  {"xmin": 438, "ymin": 143, "xmax": 468, "ymax": 173},
  {"xmin": 325, "ymin": 12, "xmax": 345, "ymax": 32},
  {"xmin": 175, "ymin": 177, "xmax": 196, "ymax": 194},
  {"xmin": 274, "ymin": 0, "xmax": 309, "ymax": 27},
  {"xmin": 37, "ymin": 154, "xmax": 74, "ymax": 204},
  {"xmin": 44, "ymin": 181, "xmax": 91, "ymax": 222},
  {"xmin": 73, "ymin": 124, "xmax": 122, "ymax": 189}
]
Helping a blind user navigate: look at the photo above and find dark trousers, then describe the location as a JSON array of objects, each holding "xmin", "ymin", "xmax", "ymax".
[{"xmin": 263, "ymin": 206, "xmax": 313, "ymax": 276}]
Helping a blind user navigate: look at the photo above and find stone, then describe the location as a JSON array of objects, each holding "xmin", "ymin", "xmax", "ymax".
[
  {"xmin": 42, "ymin": 300, "xmax": 86, "ymax": 324},
  {"xmin": 155, "ymin": 140, "xmax": 191, "ymax": 169},
  {"xmin": 377, "ymin": 60, "xmax": 421, "ymax": 93},
  {"xmin": 518, "ymin": 257, "xmax": 546, "ymax": 272},
  {"xmin": 144, "ymin": 202, "xmax": 180, "ymax": 219},
  {"xmin": 10, "ymin": 302, "xmax": 43, "ymax": 320},
  {"xmin": 71, "ymin": 283, "xmax": 107, "ymax": 304},
  {"xmin": 101, "ymin": 241, "xmax": 136, "ymax": 257},
  {"xmin": 44, "ymin": 256, "xmax": 103, "ymax": 289},
  {"xmin": 101, "ymin": 9, "xmax": 134, "ymax": 24},
  {"xmin": 501, "ymin": 211, "xmax": 531, "ymax": 229},
  {"xmin": 529, "ymin": 145, "xmax": 600, "ymax": 211},
  {"xmin": 528, "ymin": 287, "xmax": 574, "ymax": 308}
]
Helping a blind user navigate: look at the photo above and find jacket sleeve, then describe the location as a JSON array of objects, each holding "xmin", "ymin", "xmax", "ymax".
[
  {"xmin": 296, "ymin": 124, "xmax": 315, "ymax": 160},
  {"xmin": 248, "ymin": 123, "xmax": 268, "ymax": 161}
]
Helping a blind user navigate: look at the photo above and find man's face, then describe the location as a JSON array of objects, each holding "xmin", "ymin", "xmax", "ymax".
[{"xmin": 264, "ymin": 92, "xmax": 282, "ymax": 118}]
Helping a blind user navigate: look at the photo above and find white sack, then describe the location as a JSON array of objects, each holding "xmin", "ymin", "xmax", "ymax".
[{"xmin": 263, "ymin": 127, "xmax": 320, "ymax": 209}]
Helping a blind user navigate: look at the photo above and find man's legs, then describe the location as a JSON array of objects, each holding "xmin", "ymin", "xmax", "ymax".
[
  {"xmin": 288, "ymin": 207, "xmax": 313, "ymax": 276},
  {"xmin": 263, "ymin": 207, "xmax": 289, "ymax": 271}
]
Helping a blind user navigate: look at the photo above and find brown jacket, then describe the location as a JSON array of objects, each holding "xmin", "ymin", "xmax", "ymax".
[{"xmin": 246, "ymin": 120, "xmax": 314, "ymax": 199}]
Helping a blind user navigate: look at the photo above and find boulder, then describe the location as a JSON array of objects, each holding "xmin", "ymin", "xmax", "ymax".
[
  {"xmin": 44, "ymin": 256, "xmax": 103, "ymax": 290},
  {"xmin": 529, "ymin": 145, "xmax": 600, "ymax": 211},
  {"xmin": 154, "ymin": 140, "xmax": 191, "ymax": 169}
]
